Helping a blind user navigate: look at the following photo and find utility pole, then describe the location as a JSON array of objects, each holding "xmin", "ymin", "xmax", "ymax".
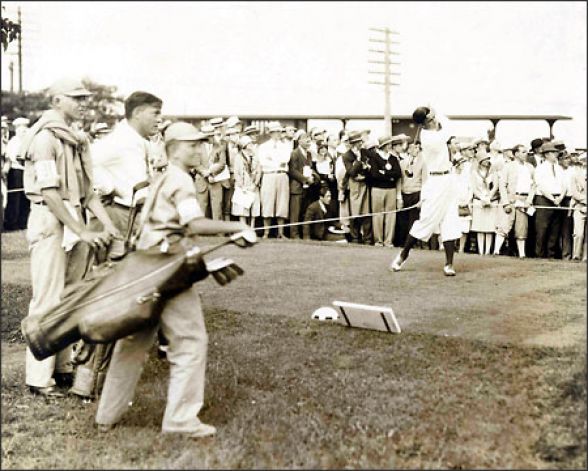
[
  {"xmin": 17, "ymin": 6, "xmax": 23, "ymax": 94},
  {"xmin": 9, "ymin": 61, "xmax": 14, "ymax": 92},
  {"xmin": 368, "ymin": 27, "xmax": 400, "ymax": 135}
]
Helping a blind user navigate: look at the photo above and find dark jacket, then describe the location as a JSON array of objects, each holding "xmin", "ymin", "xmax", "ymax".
[
  {"xmin": 288, "ymin": 147, "xmax": 319, "ymax": 195},
  {"xmin": 367, "ymin": 151, "xmax": 402, "ymax": 188},
  {"xmin": 302, "ymin": 200, "xmax": 330, "ymax": 240}
]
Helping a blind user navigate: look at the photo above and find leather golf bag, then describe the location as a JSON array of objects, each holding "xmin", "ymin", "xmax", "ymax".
[{"xmin": 22, "ymin": 237, "xmax": 210, "ymax": 362}]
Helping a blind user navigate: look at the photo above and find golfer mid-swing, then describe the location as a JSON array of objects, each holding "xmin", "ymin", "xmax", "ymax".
[{"xmin": 390, "ymin": 106, "xmax": 461, "ymax": 276}]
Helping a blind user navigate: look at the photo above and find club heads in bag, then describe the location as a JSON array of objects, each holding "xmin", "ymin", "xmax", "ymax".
[
  {"xmin": 206, "ymin": 257, "xmax": 245, "ymax": 286},
  {"xmin": 230, "ymin": 230, "xmax": 257, "ymax": 248}
]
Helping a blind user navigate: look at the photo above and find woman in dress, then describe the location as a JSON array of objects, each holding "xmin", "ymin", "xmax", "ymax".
[
  {"xmin": 232, "ymin": 136, "xmax": 261, "ymax": 227},
  {"xmin": 470, "ymin": 154, "xmax": 499, "ymax": 255}
]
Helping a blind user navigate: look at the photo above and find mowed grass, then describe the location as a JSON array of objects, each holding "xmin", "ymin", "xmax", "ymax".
[{"xmin": 1, "ymin": 230, "xmax": 586, "ymax": 469}]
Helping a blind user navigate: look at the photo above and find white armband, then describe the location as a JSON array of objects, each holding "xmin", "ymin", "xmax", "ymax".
[
  {"xmin": 178, "ymin": 197, "xmax": 204, "ymax": 225},
  {"xmin": 34, "ymin": 160, "xmax": 59, "ymax": 186}
]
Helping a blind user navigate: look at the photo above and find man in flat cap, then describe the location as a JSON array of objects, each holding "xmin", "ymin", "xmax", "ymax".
[{"xmin": 21, "ymin": 78, "xmax": 120, "ymax": 397}]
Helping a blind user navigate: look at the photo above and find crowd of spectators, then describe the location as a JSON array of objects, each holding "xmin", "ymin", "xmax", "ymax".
[{"xmin": 2, "ymin": 112, "xmax": 586, "ymax": 261}]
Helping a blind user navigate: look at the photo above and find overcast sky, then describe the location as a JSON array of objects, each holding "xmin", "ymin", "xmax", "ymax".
[{"xmin": 1, "ymin": 1, "xmax": 586, "ymax": 145}]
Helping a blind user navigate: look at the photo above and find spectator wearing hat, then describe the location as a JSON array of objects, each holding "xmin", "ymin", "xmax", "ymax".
[
  {"xmin": 390, "ymin": 106, "xmax": 462, "ymax": 276},
  {"xmin": 231, "ymin": 135, "xmax": 261, "ymax": 227},
  {"xmin": 334, "ymin": 140, "xmax": 351, "ymax": 235},
  {"xmin": 226, "ymin": 116, "xmax": 242, "ymax": 133},
  {"xmin": 493, "ymin": 144, "xmax": 536, "ymax": 258},
  {"xmin": 529, "ymin": 138, "xmax": 549, "ymax": 167},
  {"xmin": 190, "ymin": 123, "xmax": 228, "ymax": 221},
  {"xmin": 559, "ymin": 149, "xmax": 575, "ymax": 259},
  {"xmin": 282, "ymin": 126, "xmax": 297, "ymax": 153},
  {"xmin": 288, "ymin": 131, "xmax": 320, "ymax": 238},
  {"xmin": 533, "ymin": 142, "xmax": 568, "ymax": 258},
  {"xmin": 452, "ymin": 155, "xmax": 474, "ymax": 253},
  {"xmin": 258, "ymin": 121, "xmax": 291, "ymax": 238},
  {"xmin": 470, "ymin": 154, "xmax": 499, "ymax": 255},
  {"xmin": 314, "ymin": 141, "xmax": 337, "ymax": 212},
  {"xmin": 367, "ymin": 135, "xmax": 403, "ymax": 247},
  {"xmin": 343, "ymin": 131, "xmax": 372, "ymax": 244},
  {"xmin": 570, "ymin": 152, "xmax": 587, "ymax": 261},
  {"xmin": 242, "ymin": 125, "xmax": 260, "ymax": 143},
  {"xmin": 4, "ymin": 116, "xmax": 31, "ymax": 230},
  {"xmin": 222, "ymin": 127, "xmax": 241, "ymax": 222},
  {"xmin": 396, "ymin": 140, "xmax": 426, "ymax": 247},
  {"xmin": 21, "ymin": 78, "xmax": 120, "ymax": 397}
]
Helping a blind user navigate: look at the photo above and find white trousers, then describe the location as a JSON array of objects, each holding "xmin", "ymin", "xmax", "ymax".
[
  {"xmin": 25, "ymin": 204, "xmax": 91, "ymax": 387},
  {"xmin": 409, "ymin": 173, "xmax": 462, "ymax": 243},
  {"xmin": 95, "ymin": 286, "xmax": 208, "ymax": 433}
]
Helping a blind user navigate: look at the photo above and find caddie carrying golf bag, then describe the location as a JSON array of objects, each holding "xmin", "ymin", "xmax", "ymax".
[{"xmin": 21, "ymin": 236, "xmax": 212, "ymax": 362}]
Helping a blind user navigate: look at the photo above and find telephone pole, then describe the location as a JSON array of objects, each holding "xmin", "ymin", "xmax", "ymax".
[
  {"xmin": 9, "ymin": 61, "xmax": 14, "ymax": 92},
  {"xmin": 368, "ymin": 27, "xmax": 400, "ymax": 135},
  {"xmin": 17, "ymin": 6, "xmax": 23, "ymax": 93}
]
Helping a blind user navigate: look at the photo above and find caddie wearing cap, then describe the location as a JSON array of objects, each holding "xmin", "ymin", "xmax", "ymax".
[
  {"xmin": 390, "ymin": 106, "xmax": 462, "ymax": 276},
  {"xmin": 20, "ymin": 78, "xmax": 121, "ymax": 397},
  {"xmin": 95, "ymin": 122, "xmax": 256, "ymax": 438}
]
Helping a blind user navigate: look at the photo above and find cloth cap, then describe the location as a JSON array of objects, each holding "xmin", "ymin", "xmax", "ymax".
[
  {"xmin": 200, "ymin": 123, "xmax": 215, "ymax": 134},
  {"xmin": 395, "ymin": 133, "xmax": 412, "ymax": 142},
  {"xmin": 266, "ymin": 121, "xmax": 282, "ymax": 133},
  {"xmin": 225, "ymin": 116, "xmax": 241, "ymax": 128},
  {"xmin": 552, "ymin": 139, "xmax": 566, "ymax": 151},
  {"xmin": 243, "ymin": 125, "xmax": 259, "ymax": 135},
  {"xmin": 164, "ymin": 122, "xmax": 209, "ymax": 143},
  {"xmin": 12, "ymin": 117, "xmax": 30, "ymax": 127},
  {"xmin": 210, "ymin": 117, "xmax": 224, "ymax": 128},
  {"xmin": 378, "ymin": 135, "xmax": 393, "ymax": 148},
  {"xmin": 48, "ymin": 78, "xmax": 93, "ymax": 97},
  {"xmin": 348, "ymin": 131, "xmax": 363, "ymax": 144},
  {"xmin": 540, "ymin": 142, "xmax": 559, "ymax": 154},
  {"xmin": 225, "ymin": 127, "xmax": 239, "ymax": 136},
  {"xmin": 284, "ymin": 125, "xmax": 297, "ymax": 132},
  {"xmin": 390, "ymin": 135, "xmax": 407, "ymax": 146}
]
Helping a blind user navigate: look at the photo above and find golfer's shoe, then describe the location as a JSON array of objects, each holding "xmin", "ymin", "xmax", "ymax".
[
  {"xmin": 189, "ymin": 423, "xmax": 217, "ymax": 439},
  {"xmin": 389, "ymin": 253, "xmax": 406, "ymax": 272},
  {"xmin": 443, "ymin": 264, "xmax": 456, "ymax": 276}
]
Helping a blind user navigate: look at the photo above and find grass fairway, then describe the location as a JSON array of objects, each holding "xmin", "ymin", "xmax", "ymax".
[{"xmin": 1, "ymin": 230, "xmax": 586, "ymax": 469}]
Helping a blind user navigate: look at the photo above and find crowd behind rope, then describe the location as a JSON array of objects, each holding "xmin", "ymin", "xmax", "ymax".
[{"xmin": 1, "ymin": 109, "xmax": 587, "ymax": 261}]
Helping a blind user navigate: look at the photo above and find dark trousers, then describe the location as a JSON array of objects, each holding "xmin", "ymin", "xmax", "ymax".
[
  {"xmin": 534, "ymin": 195, "xmax": 565, "ymax": 258},
  {"xmin": 289, "ymin": 186, "xmax": 318, "ymax": 238},
  {"xmin": 4, "ymin": 168, "xmax": 29, "ymax": 230},
  {"xmin": 560, "ymin": 196, "xmax": 573, "ymax": 259},
  {"xmin": 395, "ymin": 191, "xmax": 421, "ymax": 246}
]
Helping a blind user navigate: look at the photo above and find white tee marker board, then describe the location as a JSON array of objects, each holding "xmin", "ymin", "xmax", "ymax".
[{"xmin": 333, "ymin": 300, "xmax": 401, "ymax": 334}]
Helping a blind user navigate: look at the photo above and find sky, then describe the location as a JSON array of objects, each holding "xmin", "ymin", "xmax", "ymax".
[{"xmin": 1, "ymin": 1, "xmax": 586, "ymax": 146}]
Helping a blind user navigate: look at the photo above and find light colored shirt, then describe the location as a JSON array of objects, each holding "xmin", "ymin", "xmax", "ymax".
[
  {"xmin": 137, "ymin": 163, "xmax": 204, "ymax": 250},
  {"xmin": 562, "ymin": 167, "xmax": 576, "ymax": 197},
  {"xmin": 6, "ymin": 135, "xmax": 25, "ymax": 169},
  {"xmin": 400, "ymin": 152, "xmax": 426, "ymax": 194},
  {"xmin": 257, "ymin": 138, "xmax": 291, "ymax": 173},
  {"xmin": 535, "ymin": 160, "xmax": 567, "ymax": 197},
  {"xmin": 420, "ymin": 113, "xmax": 452, "ymax": 173},
  {"xmin": 91, "ymin": 119, "xmax": 151, "ymax": 206},
  {"xmin": 515, "ymin": 161, "xmax": 533, "ymax": 194}
]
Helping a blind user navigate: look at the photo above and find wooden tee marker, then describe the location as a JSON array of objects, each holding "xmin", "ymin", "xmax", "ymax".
[{"xmin": 333, "ymin": 300, "xmax": 401, "ymax": 334}]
